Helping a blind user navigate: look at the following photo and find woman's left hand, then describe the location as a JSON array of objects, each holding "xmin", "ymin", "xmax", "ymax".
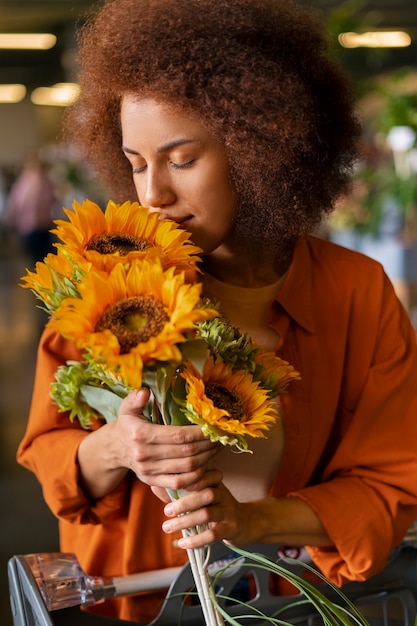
[
  {"xmin": 158, "ymin": 471, "xmax": 333, "ymax": 550},
  {"xmin": 158, "ymin": 470, "xmax": 262, "ymax": 548}
]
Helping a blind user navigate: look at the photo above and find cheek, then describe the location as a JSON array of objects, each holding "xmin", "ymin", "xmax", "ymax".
[{"xmin": 202, "ymin": 208, "xmax": 236, "ymax": 250}]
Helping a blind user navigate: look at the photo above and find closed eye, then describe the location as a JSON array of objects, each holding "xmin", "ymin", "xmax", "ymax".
[
  {"xmin": 171, "ymin": 159, "xmax": 196, "ymax": 170},
  {"xmin": 132, "ymin": 164, "xmax": 146, "ymax": 174},
  {"xmin": 132, "ymin": 159, "xmax": 195, "ymax": 174}
]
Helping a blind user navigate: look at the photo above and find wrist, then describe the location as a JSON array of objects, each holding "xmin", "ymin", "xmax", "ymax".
[
  {"xmin": 77, "ymin": 422, "xmax": 129, "ymax": 499},
  {"xmin": 244, "ymin": 498, "xmax": 283, "ymax": 544},
  {"xmin": 244, "ymin": 496, "xmax": 332, "ymax": 547}
]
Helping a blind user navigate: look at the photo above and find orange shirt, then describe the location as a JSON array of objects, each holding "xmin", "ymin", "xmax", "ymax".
[{"xmin": 17, "ymin": 235, "xmax": 417, "ymax": 622}]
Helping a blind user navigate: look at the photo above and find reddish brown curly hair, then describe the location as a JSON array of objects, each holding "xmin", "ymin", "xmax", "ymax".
[{"xmin": 64, "ymin": 0, "xmax": 361, "ymax": 252}]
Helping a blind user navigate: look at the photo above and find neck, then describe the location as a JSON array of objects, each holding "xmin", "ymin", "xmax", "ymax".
[{"xmin": 202, "ymin": 246, "xmax": 291, "ymax": 287}]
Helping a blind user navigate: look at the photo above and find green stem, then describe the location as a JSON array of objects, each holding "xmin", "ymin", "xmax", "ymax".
[{"xmin": 168, "ymin": 489, "xmax": 224, "ymax": 625}]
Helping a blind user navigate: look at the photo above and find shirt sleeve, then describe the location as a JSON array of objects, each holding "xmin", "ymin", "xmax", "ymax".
[
  {"xmin": 17, "ymin": 327, "xmax": 128, "ymax": 525},
  {"xmin": 291, "ymin": 274, "xmax": 417, "ymax": 585}
]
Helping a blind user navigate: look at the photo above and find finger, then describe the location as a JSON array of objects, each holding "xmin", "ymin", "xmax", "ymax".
[
  {"xmin": 173, "ymin": 515, "xmax": 240, "ymax": 550},
  {"xmin": 182, "ymin": 469, "xmax": 223, "ymax": 493},
  {"xmin": 120, "ymin": 391, "xmax": 217, "ymax": 447},
  {"xmin": 162, "ymin": 505, "xmax": 213, "ymax": 536},
  {"xmin": 164, "ymin": 486, "xmax": 218, "ymax": 520},
  {"xmin": 150, "ymin": 425, "xmax": 214, "ymax": 446},
  {"xmin": 150, "ymin": 485, "xmax": 172, "ymax": 503},
  {"xmin": 177, "ymin": 524, "xmax": 224, "ymax": 550},
  {"xmin": 119, "ymin": 388, "xmax": 151, "ymax": 418},
  {"xmin": 131, "ymin": 418, "xmax": 214, "ymax": 447},
  {"xmin": 179, "ymin": 524, "xmax": 220, "ymax": 549},
  {"xmin": 162, "ymin": 508, "xmax": 228, "ymax": 548},
  {"xmin": 133, "ymin": 435, "xmax": 218, "ymax": 470},
  {"xmin": 137, "ymin": 465, "xmax": 213, "ymax": 490}
]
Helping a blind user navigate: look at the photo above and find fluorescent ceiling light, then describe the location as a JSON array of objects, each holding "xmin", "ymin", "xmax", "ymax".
[
  {"xmin": 338, "ymin": 31, "xmax": 411, "ymax": 49},
  {"xmin": 31, "ymin": 83, "xmax": 80, "ymax": 107},
  {"xmin": 0, "ymin": 84, "xmax": 26, "ymax": 103},
  {"xmin": 0, "ymin": 33, "xmax": 57, "ymax": 50}
]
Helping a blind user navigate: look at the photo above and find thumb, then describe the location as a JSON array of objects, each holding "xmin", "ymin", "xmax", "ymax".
[{"xmin": 119, "ymin": 388, "xmax": 151, "ymax": 418}]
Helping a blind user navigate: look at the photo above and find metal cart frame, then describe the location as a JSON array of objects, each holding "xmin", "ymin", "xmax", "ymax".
[{"xmin": 8, "ymin": 542, "xmax": 417, "ymax": 626}]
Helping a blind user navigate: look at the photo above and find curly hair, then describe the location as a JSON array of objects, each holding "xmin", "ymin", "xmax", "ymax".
[{"xmin": 64, "ymin": 0, "xmax": 361, "ymax": 253}]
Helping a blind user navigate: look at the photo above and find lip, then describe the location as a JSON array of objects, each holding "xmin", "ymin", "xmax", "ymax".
[{"xmin": 159, "ymin": 213, "xmax": 193, "ymax": 226}]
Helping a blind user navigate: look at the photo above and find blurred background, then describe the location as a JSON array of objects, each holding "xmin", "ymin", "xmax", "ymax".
[{"xmin": 0, "ymin": 0, "xmax": 416, "ymax": 623}]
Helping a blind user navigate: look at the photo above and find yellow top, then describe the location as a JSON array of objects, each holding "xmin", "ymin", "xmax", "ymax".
[
  {"xmin": 201, "ymin": 272, "xmax": 286, "ymax": 349},
  {"xmin": 201, "ymin": 271, "xmax": 287, "ymax": 502}
]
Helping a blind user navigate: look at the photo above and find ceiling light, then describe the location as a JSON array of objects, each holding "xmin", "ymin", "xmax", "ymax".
[
  {"xmin": 31, "ymin": 83, "xmax": 80, "ymax": 107},
  {"xmin": 0, "ymin": 33, "xmax": 57, "ymax": 50},
  {"xmin": 338, "ymin": 31, "xmax": 411, "ymax": 49},
  {"xmin": 0, "ymin": 84, "xmax": 26, "ymax": 103}
]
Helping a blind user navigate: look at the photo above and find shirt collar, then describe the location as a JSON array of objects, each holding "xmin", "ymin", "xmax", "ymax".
[{"xmin": 274, "ymin": 237, "xmax": 315, "ymax": 333}]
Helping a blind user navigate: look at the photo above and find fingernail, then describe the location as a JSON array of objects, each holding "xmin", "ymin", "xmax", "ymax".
[
  {"xmin": 162, "ymin": 520, "xmax": 172, "ymax": 532},
  {"xmin": 164, "ymin": 503, "xmax": 174, "ymax": 516}
]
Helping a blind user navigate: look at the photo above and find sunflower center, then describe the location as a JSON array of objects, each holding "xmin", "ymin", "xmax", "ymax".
[
  {"xmin": 95, "ymin": 296, "xmax": 168, "ymax": 353},
  {"xmin": 86, "ymin": 232, "xmax": 153, "ymax": 255},
  {"xmin": 205, "ymin": 383, "xmax": 245, "ymax": 421}
]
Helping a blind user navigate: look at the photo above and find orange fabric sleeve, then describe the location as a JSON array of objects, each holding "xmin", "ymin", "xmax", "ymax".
[
  {"xmin": 17, "ymin": 328, "xmax": 128, "ymax": 524},
  {"xmin": 280, "ymin": 240, "xmax": 417, "ymax": 584}
]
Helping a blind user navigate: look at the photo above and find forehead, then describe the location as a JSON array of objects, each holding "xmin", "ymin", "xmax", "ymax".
[{"xmin": 120, "ymin": 96, "xmax": 210, "ymax": 143}]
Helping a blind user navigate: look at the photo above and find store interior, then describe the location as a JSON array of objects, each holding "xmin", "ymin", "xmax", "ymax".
[{"xmin": 0, "ymin": 1, "xmax": 416, "ymax": 624}]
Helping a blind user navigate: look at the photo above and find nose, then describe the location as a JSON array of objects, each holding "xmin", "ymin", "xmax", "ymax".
[{"xmin": 138, "ymin": 167, "xmax": 176, "ymax": 212}]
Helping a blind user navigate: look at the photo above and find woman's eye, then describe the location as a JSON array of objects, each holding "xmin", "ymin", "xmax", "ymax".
[
  {"xmin": 132, "ymin": 164, "xmax": 146, "ymax": 174},
  {"xmin": 171, "ymin": 159, "xmax": 195, "ymax": 170},
  {"xmin": 130, "ymin": 157, "xmax": 196, "ymax": 173}
]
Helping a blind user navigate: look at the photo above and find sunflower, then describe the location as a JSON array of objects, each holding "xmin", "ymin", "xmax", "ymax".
[
  {"xmin": 52, "ymin": 199, "xmax": 202, "ymax": 273},
  {"xmin": 49, "ymin": 260, "xmax": 218, "ymax": 388},
  {"xmin": 254, "ymin": 350, "xmax": 301, "ymax": 397},
  {"xmin": 180, "ymin": 357, "xmax": 279, "ymax": 452},
  {"xmin": 196, "ymin": 316, "xmax": 259, "ymax": 373},
  {"xmin": 20, "ymin": 247, "xmax": 91, "ymax": 313}
]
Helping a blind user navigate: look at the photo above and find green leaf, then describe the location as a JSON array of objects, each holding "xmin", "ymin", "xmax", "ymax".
[
  {"xmin": 79, "ymin": 385, "xmax": 123, "ymax": 423},
  {"xmin": 165, "ymin": 394, "xmax": 189, "ymax": 426},
  {"xmin": 220, "ymin": 545, "xmax": 370, "ymax": 626},
  {"xmin": 179, "ymin": 339, "xmax": 208, "ymax": 375}
]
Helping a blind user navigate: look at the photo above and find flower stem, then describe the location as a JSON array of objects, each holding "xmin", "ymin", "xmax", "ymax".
[
  {"xmin": 182, "ymin": 527, "xmax": 224, "ymax": 626},
  {"xmin": 167, "ymin": 489, "xmax": 224, "ymax": 625}
]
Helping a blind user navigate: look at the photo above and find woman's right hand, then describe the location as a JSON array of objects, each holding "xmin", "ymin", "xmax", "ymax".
[{"xmin": 77, "ymin": 388, "xmax": 219, "ymax": 499}]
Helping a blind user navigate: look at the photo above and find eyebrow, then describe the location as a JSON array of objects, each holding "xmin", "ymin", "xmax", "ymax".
[{"xmin": 122, "ymin": 138, "xmax": 198, "ymax": 155}]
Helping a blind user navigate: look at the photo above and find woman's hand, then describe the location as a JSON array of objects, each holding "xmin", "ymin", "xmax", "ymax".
[
  {"xmin": 160, "ymin": 473, "xmax": 261, "ymax": 548},
  {"xmin": 116, "ymin": 388, "xmax": 220, "ymax": 489},
  {"xmin": 79, "ymin": 389, "xmax": 332, "ymax": 549},
  {"xmin": 77, "ymin": 388, "xmax": 219, "ymax": 499},
  {"xmin": 160, "ymin": 472, "xmax": 333, "ymax": 550}
]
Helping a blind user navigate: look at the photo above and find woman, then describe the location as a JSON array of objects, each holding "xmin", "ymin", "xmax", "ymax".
[{"xmin": 17, "ymin": 0, "xmax": 417, "ymax": 622}]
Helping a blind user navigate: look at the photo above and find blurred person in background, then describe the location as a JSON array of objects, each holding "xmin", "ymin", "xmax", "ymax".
[{"xmin": 5, "ymin": 151, "xmax": 58, "ymax": 268}]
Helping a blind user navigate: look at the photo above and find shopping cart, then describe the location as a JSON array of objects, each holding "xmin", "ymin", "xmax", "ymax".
[{"xmin": 8, "ymin": 542, "xmax": 417, "ymax": 626}]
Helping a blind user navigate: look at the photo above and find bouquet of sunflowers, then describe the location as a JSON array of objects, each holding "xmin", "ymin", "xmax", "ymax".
[
  {"xmin": 22, "ymin": 198, "xmax": 300, "ymax": 626},
  {"xmin": 22, "ymin": 199, "xmax": 367, "ymax": 626},
  {"xmin": 22, "ymin": 199, "xmax": 299, "ymax": 449}
]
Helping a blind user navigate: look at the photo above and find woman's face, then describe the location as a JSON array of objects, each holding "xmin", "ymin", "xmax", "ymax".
[{"xmin": 120, "ymin": 96, "xmax": 237, "ymax": 254}]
